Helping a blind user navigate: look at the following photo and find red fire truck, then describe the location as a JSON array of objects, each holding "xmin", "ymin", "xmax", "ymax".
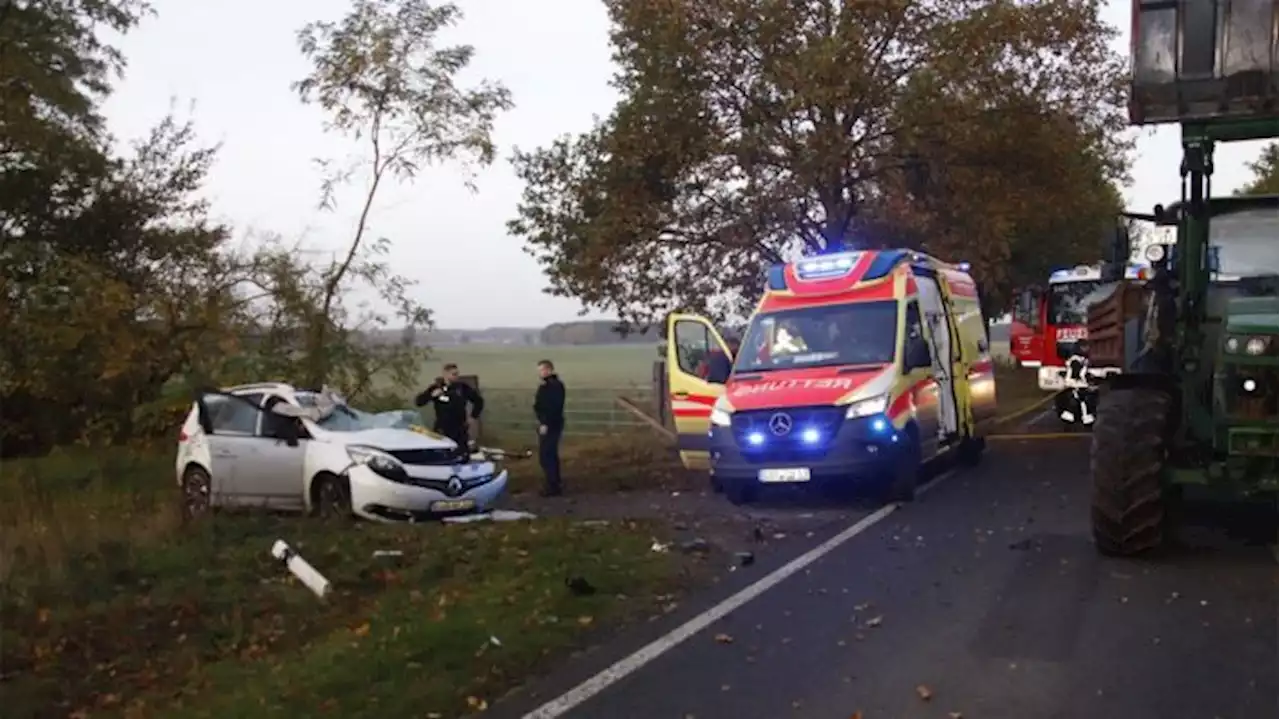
[{"xmin": 1009, "ymin": 262, "xmax": 1151, "ymax": 426}]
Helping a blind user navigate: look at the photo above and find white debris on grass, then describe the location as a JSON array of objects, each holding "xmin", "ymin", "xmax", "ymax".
[
  {"xmin": 441, "ymin": 509, "xmax": 537, "ymax": 524},
  {"xmin": 270, "ymin": 539, "xmax": 332, "ymax": 599}
]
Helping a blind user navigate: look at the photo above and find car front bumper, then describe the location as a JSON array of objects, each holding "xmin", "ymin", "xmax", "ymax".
[
  {"xmin": 708, "ymin": 415, "xmax": 913, "ymax": 492},
  {"xmin": 346, "ymin": 464, "xmax": 509, "ymax": 522}
]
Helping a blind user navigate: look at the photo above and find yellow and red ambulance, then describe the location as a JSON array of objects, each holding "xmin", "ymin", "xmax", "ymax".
[{"xmin": 665, "ymin": 249, "xmax": 998, "ymax": 504}]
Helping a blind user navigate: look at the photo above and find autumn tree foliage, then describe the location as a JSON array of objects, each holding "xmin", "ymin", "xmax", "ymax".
[
  {"xmin": 1235, "ymin": 142, "xmax": 1279, "ymax": 196},
  {"xmin": 509, "ymin": 0, "xmax": 1130, "ymax": 324},
  {"xmin": 0, "ymin": 0, "xmax": 507, "ymax": 455}
]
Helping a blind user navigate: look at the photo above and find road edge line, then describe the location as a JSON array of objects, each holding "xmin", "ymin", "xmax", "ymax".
[{"xmin": 520, "ymin": 469, "xmax": 957, "ymax": 718}]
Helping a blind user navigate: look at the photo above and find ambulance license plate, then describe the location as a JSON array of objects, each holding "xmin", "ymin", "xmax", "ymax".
[{"xmin": 758, "ymin": 467, "xmax": 811, "ymax": 483}]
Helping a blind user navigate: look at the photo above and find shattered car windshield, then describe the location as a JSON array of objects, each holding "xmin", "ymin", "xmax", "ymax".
[{"xmin": 294, "ymin": 392, "xmax": 420, "ymax": 432}]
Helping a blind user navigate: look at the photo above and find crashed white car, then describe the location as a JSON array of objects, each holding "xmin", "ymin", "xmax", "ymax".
[{"xmin": 175, "ymin": 382, "xmax": 509, "ymax": 522}]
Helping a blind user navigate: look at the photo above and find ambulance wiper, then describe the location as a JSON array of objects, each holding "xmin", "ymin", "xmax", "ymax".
[{"xmin": 836, "ymin": 362, "xmax": 888, "ymax": 374}]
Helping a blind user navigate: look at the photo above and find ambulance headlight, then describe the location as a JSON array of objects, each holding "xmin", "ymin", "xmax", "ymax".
[
  {"xmin": 709, "ymin": 397, "xmax": 733, "ymax": 427},
  {"xmin": 845, "ymin": 395, "xmax": 888, "ymax": 420}
]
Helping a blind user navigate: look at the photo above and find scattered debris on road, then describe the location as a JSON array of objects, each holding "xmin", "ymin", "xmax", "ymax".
[
  {"xmin": 864, "ymin": 615, "xmax": 884, "ymax": 628},
  {"xmin": 916, "ymin": 684, "xmax": 934, "ymax": 701},
  {"xmin": 680, "ymin": 538, "xmax": 711, "ymax": 554},
  {"xmin": 714, "ymin": 633, "xmax": 734, "ymax": 643}
]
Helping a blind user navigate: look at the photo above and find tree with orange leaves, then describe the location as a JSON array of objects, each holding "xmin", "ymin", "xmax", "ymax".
[{"xmin": 510, "ymin": 0, "xmax": 1129, "ymax": 324}]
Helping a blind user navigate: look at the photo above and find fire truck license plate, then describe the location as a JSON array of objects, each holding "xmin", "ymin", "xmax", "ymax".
[{"xmin": 1056, "ymin": 327, "xmax": 1087, "ymax": 341}]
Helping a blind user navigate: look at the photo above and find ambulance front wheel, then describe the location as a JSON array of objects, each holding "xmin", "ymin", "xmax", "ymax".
[
  {"xmin": 880, "ymin": 441, "xmax": 921, "ymax": 504},
  {"xmin": 725, "ymin": 479, "xmax": 758, "ymax": 505}
]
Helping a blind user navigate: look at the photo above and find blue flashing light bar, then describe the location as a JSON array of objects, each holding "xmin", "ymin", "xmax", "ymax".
[{"xmin": 794, "ymin": 251, "xmax": 861, "ymax": 281}]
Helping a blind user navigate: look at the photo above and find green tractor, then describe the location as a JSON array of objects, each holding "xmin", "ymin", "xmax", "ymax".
[{"xmin": 1089, "ymin": 0, "xmax": 1278, "ymax": 556}]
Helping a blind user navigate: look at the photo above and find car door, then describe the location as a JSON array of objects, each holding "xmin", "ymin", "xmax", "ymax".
[
  {"xmin": 665, "ymin": 313, "xmax": 733, "ymax": 470},
  {"xmin": 194, "ymin": 391, "xmax": 265, "ymax": 507},
  {"xmin": 902, "ymin": 301, "xmax": 940, "ymax": 458},
  {"xmin": 241, "ymin": 395, "xmax": 309, "ymax": 511},
  {"xmin": 914, "ymin": 273, "xmax": 961, "ymax": 441}
]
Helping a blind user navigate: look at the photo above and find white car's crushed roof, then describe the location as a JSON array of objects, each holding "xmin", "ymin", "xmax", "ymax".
[{"xmin": 224, "ymin": 381, "xmax": 297, "ymax": 396}]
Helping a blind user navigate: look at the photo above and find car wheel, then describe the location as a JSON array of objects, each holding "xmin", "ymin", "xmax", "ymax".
[
  {"xmin": 181, "ymin": 465, "xmax": 213, "ymax": 522},
  {"xmin": 311, "ymin": 473, "xmax": 353, "ymax": 520}
]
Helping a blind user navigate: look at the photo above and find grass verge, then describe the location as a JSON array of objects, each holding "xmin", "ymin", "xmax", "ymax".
[{"xmin": 0, "ymin": 449, "xmax": 699, "ymax": 718}]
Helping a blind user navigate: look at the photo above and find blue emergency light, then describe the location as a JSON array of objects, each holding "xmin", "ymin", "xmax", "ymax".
[{"xmin": 794, "ymin": 252, "xmax": 861, "ymax": 281}]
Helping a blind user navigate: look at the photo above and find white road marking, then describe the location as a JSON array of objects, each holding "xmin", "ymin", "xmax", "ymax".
[
  {"xmin": 521, "ymin": 468, "xmax": 959, "ymax": 719},
  {"xmin": 1023, "ymin": 408, "xmax": 1053, "ymax": 430}
]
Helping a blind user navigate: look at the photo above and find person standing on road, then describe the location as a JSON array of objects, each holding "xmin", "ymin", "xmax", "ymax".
[
  {"xmin": 704, "ymin": 336, "xmax": 740, "ymax": 384},
  {"xmin": 414, "ymin": 362, "xmax": 485, "ymax": 449},
  {"xmin": 533, "ymin": 359, "xmax": 566, "ymax": 497}
]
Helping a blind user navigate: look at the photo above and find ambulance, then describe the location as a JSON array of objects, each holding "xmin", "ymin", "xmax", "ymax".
[{"xmin": 665, "ymin": 249, "xmax": 998, "ymax": 504}]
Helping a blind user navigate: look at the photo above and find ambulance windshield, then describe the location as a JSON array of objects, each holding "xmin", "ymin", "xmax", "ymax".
[{"xmin": 734, "ymin": 300, "xmax": 898, "ymax": 373}]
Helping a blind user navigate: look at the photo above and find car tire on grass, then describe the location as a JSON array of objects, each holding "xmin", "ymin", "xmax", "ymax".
[
  {"xmin": 310, "ymin": 472, "xmax": 353, "ymax": 520},
  {"xmin": 181, "ymin": 465, "xmax": 213, "ymax": 522}
]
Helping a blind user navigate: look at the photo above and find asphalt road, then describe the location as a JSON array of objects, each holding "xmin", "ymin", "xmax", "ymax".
[{"xmin": 499, "ymin": 437, "xmax": 1278, "ymax": 719}]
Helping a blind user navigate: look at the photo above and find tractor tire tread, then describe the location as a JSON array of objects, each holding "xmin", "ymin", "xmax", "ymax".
[{"xmin": 1089, "ymin": 387, "xmax": 1171, "ymax": 557}]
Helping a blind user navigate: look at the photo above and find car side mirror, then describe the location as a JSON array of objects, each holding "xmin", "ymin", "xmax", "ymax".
[{"xmin": 905, "ymin": 337, "xmax": 932, "ymax": 371}]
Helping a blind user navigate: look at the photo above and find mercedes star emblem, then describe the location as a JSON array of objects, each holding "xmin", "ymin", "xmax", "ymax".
[
  {"xmin": 768, "ymin": 412, "xmax": 793, "ymax": 436},
  {"xmin": 447, "ymin": 476, "xmax": 463, "ymax": 495}
]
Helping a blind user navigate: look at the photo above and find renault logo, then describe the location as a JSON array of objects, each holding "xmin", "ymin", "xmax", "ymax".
[
  {"xmin": 768, "ymin": 412, "xmax": 793, "ymax": 436},
  {"xmin": 446, "ymin": 476, "xmax": 463, "ymax": 495}
]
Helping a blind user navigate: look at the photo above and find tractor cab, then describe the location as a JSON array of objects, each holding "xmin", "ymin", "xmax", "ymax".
[{"xmin": 1087, "ymin": 0, "xmax": 1278, "ymax": 557}]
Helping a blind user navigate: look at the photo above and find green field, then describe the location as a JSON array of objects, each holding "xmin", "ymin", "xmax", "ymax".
[
  {"xmin": 397, "ymin": 341, "xmax": 1016, "ymax": 443},
  {"xmin": 411, "ymin": 343, "xmax": 660, "ymax": 391}
]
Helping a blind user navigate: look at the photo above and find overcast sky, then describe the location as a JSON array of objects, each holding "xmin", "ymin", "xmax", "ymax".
[{"xmin": 101, "ymin": 0, "xmax": 1268, "ymax": 329}]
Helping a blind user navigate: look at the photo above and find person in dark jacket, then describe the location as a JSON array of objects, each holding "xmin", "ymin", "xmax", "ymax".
[
  {"xmin": 414, "ymin": 362, "xmax": 484, "ymax": 449},
  {"xmin": 704, "ymin": 337, "xmax": 740, "ymax": 384},
  {"xmin": 533, "ymin": 359, "xmax": 566, "ymax": 496}
]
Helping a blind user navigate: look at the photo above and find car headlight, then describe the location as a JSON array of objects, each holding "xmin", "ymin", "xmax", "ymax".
[
  {"xmin": 845, "ymin": 395, "xmax": 888, "ymax": 420},
  {"xmin": 347, "ymin": 445, "xmax": 407, "ymax": 478}
]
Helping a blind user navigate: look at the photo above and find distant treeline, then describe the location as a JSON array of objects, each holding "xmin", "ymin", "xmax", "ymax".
[
  {"xmin": 365, "ymin": 318, "xmax": 1011, "ymax": 347},
  {"xmin": 539, "ymin": 321, "xmax": 661, "ymax": 345}
]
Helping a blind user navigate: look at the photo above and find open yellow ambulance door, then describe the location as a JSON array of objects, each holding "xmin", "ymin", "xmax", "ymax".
[{"xmin": 665, "ymin": 313, "xmax": 732, "ymax": 470}]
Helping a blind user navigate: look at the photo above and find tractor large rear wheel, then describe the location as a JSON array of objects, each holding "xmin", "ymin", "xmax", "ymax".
[{"xmin": 1090, "ymin": 387, "xmax": 1171, "ymax": 557}]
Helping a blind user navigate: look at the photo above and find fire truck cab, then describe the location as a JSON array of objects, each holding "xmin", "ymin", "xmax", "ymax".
[{"xmin": 1010, "ymin": 262, "xmax": 1151, "ymax": 425}]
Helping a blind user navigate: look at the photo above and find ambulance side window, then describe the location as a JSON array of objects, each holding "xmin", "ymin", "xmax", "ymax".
[
  {"xmin": 674, "ymin": 320, "xmax": 713, "ymax": 376},
  {"xmin": 904, "ymin": 302, "xmax": 924, "ymax": 342}
]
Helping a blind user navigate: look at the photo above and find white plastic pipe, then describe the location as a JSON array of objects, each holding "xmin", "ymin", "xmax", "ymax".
[{"xmin": 271, "ymin": 539, "xmax": 331, "ymax": 599}]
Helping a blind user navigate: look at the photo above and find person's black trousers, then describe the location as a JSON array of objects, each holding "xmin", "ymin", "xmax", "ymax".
[
  {"xmin": 538, "ymin": 425, "xmax": 563, "ymax": 493},
  {"xmin": 436, "ymin": 422, "xmax": 470, "ymax": 450}
]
